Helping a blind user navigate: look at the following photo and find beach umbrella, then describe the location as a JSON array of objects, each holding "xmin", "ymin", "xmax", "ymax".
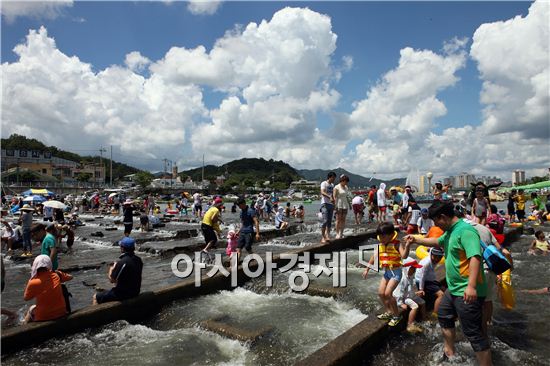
[
  {"xmin": 22, "ymin": 189, "xmax": 55, "ymax": 197},
  {"xmin": 108, "ymin": 192, "xmax": 118, "ymax": 198},
  {"xmin": 23, "ymin": 195, "xmax": 46, "ymax": 204},
  {"xmin": 42, "ymin": 200, "xmax": 67, "ymax": 210}
]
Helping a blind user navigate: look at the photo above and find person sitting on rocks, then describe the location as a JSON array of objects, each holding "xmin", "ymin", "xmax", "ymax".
[
  {"xmin": 93, "ymin": 237, "xmax": 143, "ymax": 304},
  {"xmin": 24, "ymin": 255, "xmax": 73, "ymax": 322}
]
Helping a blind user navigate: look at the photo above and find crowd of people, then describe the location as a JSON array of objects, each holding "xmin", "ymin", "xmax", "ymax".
[{"xmin": 317, "ymin": 172, "xmax": 549, "ymax": 366}]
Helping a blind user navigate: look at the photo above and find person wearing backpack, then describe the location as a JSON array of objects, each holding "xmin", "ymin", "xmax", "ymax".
[
  {"xmin": 24, "ymin": 255, "xmax": 73, "ymax": 322},
  {"xmin": 405, "ymin": 201, "xmax": 491, "ymax": 366}
]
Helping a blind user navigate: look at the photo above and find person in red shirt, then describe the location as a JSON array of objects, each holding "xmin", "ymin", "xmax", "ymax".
[{"xmin": 24, "ymin": 255, "xmax": 73, "ymax": 322}]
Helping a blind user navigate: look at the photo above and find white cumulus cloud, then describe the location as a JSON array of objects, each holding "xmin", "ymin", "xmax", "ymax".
[
  {"xmin": 471, "ymin": 0, "xmax": 549, "ymax": 141},
  {"xmin": 187, "ymin": 0, "xmax": 222, "ymax": 15},
  {"xmin": 1, "ymin": 0, "xmax": 73, "ymax": 23}
]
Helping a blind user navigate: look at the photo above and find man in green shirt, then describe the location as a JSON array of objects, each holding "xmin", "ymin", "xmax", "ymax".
[
  {"xmin": 40, "ymin": 224, "xmax": 58, "ymax": 271},
  {"xmin": 406, "ymin": 201, "xmax": 491, "ymax": 366}
]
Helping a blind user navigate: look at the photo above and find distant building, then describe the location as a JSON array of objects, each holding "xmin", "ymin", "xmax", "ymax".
[
  {"xmin": 512, "ymin": 170, "xmax": 526, "ymax": 186},
  {"xmin": 150, "ymin": 178, "xmax": 183, "ymax": 188},
  {"xmin": 449, "ymin": 172, "xmax": 476, "ymax": 188},
  {"xmin": 479, "ymin": 176, "xmax": 502, "ymax": 186},
  {"xmin": 1, "ymin": 149, "xmax": 104, "ymax": 183},
  {"xmin": 290, "ymin": 179, "xmax": 319, "ymax": 190},
  {"xmin": 215, "ymin": 175, "xmax": 226, "ymax": 186}
]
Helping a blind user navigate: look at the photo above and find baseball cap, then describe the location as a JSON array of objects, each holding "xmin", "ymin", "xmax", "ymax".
[
  {"xmin": 403, "ymin": 257, "xmax": 422, "ymax": 268},
  {"xmin": 236, "ymin": 197, "xmax": 246, "ymax": 205},
  {"xmin": 421, "ymin": 208, "xmax": 428, "ymax": 214},
  {"xmin": 214, "ymin": 197, "xmax": 223, "ymax": 206},
  {"xmin": 119, "ymin": 237, "xmax": 136, "ymax": 249}
]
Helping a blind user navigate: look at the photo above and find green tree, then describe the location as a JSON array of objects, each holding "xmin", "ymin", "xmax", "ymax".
[
  {"xmin": 135, "ymin": 172, "xmax": 154, "ymax": 188},
  {"xmin": 76, "ymin": 172, "xmax": 92, "ymax": 182},
  {"xmin": 529, "ymin": 176, "xmax": 548, "ymax": 184}
]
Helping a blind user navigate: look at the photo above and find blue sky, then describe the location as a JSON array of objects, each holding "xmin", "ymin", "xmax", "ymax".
[{"xmin": 1, "ymin": 1, "xmax": 547, "ymax": 179}]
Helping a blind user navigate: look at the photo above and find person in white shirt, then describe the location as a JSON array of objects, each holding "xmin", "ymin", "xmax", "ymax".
[
  {"xmin": 406, "ymin": 201, "xmax": 422, "ymax": 234},
  {"xmin": 414, "ymin": 247, "xmax": 445, "ymax": 314},
  {"xmin": 351, "ymin": 195, "xmax": 365, "ymax": 225},
  {"xmin": 417, "ymin": 208, "xmax": 434, "ymax": 234},
  {"xmin": 376, "ymin": 183, "xmax": 388, "ymax": 222},
  {"xmin": 393, "ymin": 257, "xmax": 424, "ymax": 333},
  {"xmin": 333, "ymin": 175, "xmax": 351, "ymax": 239}
]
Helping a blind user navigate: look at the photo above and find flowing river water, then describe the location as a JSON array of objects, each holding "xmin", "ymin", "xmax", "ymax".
[{"xmin": 1, "ymin": 201, "xmax": 549, "ymax": 365}]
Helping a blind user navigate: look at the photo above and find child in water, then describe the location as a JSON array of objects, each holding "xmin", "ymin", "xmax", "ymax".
[
  {"xmin": 363, "ymin": 222, "xmax": 412, "ymax": 327},
  {"xmin": 471, "ymin": 188, "xmax": 489, "ymax": 225},
  {"xmin": 393, "ymin": 257, "xmax": 424, "ymax": 333},
  {"xmin": 528, "ymin": 230, "xmax": 549, "ymax": 255}
]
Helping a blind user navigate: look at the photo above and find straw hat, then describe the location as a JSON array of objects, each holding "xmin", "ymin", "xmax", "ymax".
[{"xmin": 20, "ymin": 204, "xmax": 35, "ymax": 211}]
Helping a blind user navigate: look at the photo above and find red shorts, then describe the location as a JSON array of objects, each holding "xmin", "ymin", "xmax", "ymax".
[
  {"xmin": 378, "ymin": 206, "xmax": 387, "ymax": 212},
  {"xmin": 352, "ymin": 204, "xmax": 364, "ymax": 214},
  {"xmin": 406, "ymin": 224, "xmax": 418, "ymax": 234}
]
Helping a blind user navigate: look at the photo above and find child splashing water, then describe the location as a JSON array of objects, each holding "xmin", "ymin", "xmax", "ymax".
[{"xmin": 363, "ymin": 222, "xmax": 412, "ymax": 326}]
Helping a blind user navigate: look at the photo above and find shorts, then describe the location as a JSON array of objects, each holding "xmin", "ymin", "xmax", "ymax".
[
  {"xmin": 507, "ymin": 205, "xmax": 515, "ymax": 215},
  {"xmin": 201, "ymin": 223, "xmax": 218, "ymax": 245},
  {"xmin": 95, "ymin": 288, "xmax": 119, "ymax": 304},
  {"xmin": 352, "ymin": 204, "xmax": 364, "ymax": 215},
  {"xmin": 418, "ymin": 280, "xmax": 443, "ymax": 308},
  {"xmin": 238, "ymin": 232, "xmax": 255, "ymax": 252},
  {"xmin": 406, "ymin": 224, "xmax": 418, "ymax": 234},
  {"xmin": 378, "ymin": 206, "xmax": 387, "ymax": 212},
  {"xmin": 383, "ymin": 268, "xmax": 402, "ymax": 282},
  {"xmin": 140, "ymin": 216, "xmax": 149, "ymax": 225},
  {"xmin": 438, "ymin": 290, "xmax": 489, "ymax": 352},
  {"xmin": 368, "ymin": 204, "xmax": 378, "ymax": 213},
  {"xmin": 194, "ymin": 204, "xmax": 202, "ymax": 212},
  {"xmin": 516, "ymin": 209, "xmax": 525, "ymax": 220},
  {"xmin": 321, "ymin": 204, "xmax": 334, "ymax": 229}
]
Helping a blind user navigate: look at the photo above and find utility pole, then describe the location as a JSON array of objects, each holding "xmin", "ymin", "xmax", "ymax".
[
  {"xmin": 110, "ymin": 145, "xmax": 113, "ymax": 187},
  {"xmin": 162, "ymin": 158, "xmax": 168, "ymax": 176},
  {"xmin": 169, "ymin": 160, "xmax": 173, "ymax": 188},
  {"xmin": 99, "ymin": 147, "xmax": 107, "ymax": 186},
  {"xmin": 202, "ymin": 154, "xmax": 205, "ymax": 183}
]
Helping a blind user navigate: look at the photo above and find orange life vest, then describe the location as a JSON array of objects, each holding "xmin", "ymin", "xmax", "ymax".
[{"xmin": 378, "ymin": 232, "xmax": 402, "ymax": 269}]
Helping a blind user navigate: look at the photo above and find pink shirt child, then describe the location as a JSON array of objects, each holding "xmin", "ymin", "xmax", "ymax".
[{"xmin": 226, "ymin": 230, "xmax": 238, "ymax": 256}]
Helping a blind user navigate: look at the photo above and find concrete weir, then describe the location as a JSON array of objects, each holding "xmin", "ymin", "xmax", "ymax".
[{"xmin": 1, "ymin": 228, "xmax": 377, "ymax": 355}]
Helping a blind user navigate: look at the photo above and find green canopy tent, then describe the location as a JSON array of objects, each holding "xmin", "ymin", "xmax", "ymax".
[{"xmin": 498, "ymin": 180, "xmax": 550, "ymax": 193}]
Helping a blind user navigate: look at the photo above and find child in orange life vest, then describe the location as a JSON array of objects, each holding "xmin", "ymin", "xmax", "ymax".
[{"xmin": 362, "ymin": 222, "xmax": 412, "ymax": 327}]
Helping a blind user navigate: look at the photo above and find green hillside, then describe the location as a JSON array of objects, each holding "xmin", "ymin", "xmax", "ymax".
[
  {"xmin": 179, "ymin": 158, "xmax": 302, "ymax": 191},
  {"xmin": 298, "ymin": 168, "xmax": 405, "ymax": 188},
  {"xmin": 1, "ymin": 134, "xmax": 141, "ymax": 181}
]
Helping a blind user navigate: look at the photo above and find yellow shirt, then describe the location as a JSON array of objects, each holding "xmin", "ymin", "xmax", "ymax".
[
  {"xmin": 515, "ymin": 194, "xmax": 526, "ymax": 210},
  {"xmin": 202, "ymin": 207, "xmax": 221, "ymax": 232}
]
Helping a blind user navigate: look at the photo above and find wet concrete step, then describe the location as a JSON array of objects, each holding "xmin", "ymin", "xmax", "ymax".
[{"xmin": 199, "ymin": 317, "xmax": 272, "ymax": 344}]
